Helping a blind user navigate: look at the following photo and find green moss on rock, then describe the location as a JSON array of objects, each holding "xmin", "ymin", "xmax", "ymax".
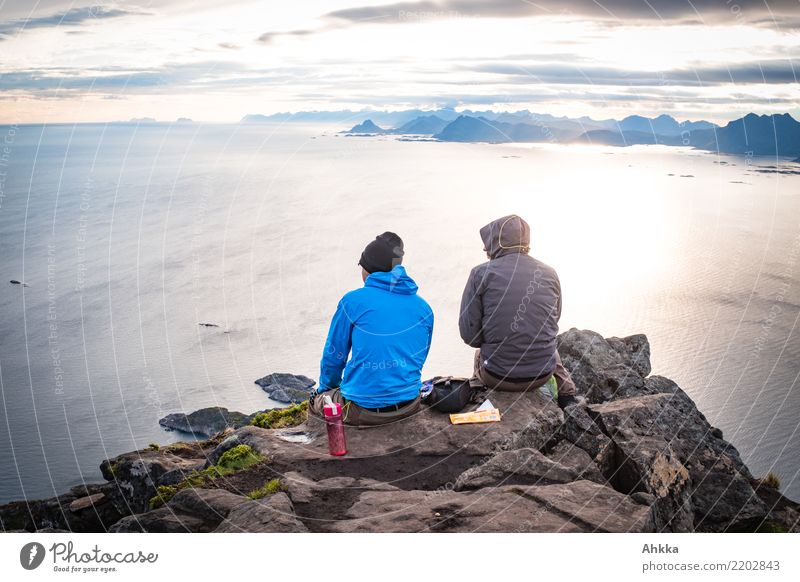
[
  {"xmin": 147, "ymin": 445, "xmax": 262, "ymax": 509},
  {"xmin": 250, "ymin": 402, "xmax": 308, "ymax": 429},
  {"xmin": 247, "ymin": 479, "xmax": 285, "ymax": 500},
  {"xmin": 216, "ymin": 444, "xmax": 262, "ymax": 471},
  {"xmin": 149, "ymin": 485, "xmax": 179, "ymax": 509}
]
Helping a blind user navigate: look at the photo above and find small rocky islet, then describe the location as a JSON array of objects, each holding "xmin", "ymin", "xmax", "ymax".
[
  {"xmin": 158, "ymin": 374, "xmax": 315, "ymax": 437},
  {"xmin": 1, "ymin": 329, "xmax": 797, "ymax": 533}
]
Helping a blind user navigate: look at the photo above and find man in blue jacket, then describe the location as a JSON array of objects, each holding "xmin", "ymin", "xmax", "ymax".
[{"xmin": 309, "ymin": 232, "xmax": 434, "ymax": 426}]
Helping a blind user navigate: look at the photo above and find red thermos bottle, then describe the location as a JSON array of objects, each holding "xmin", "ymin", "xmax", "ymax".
[{"xmin": 323, "ymin": 401, "xmax": 347, "ymax": 456}]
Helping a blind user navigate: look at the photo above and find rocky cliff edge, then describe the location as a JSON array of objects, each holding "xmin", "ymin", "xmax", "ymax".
[{"xmin": 2, "ymin": 329, "xmax": 797, "ymax": 533}]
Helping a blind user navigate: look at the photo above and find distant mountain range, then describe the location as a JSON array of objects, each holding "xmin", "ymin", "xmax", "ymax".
[
  {"xmin": 613, "ymin": 114, "xmax": 716, "ymax": 135},
  {"xmin": 426, "ymin": 112, "xmax": 721, "ymax": 145},
  {"xmin": 242, "ymin": 108, "xmax": 463, "ymax": 128},
  {"xmin": 242, "ymin": 107, "xmax": 618, "ymax": 130},
  {"xmin": 690, "ymin": 113, "xmax": 800, "ymax": 156},
  {"xmin": 339, "ymin": 115, "xmax": 455, "ymax": 136},
  {"xmin": 439, "ymin": 112, "xmax": 798, "ymax": 156},
  {"xmin": 392, "ymin": 114, "xmax": 450, "ymax": 135},
  {"xmin": 433, "ymin": 115, "xmax": 581, "ymax": 142},
  {"xmin": 575, "ymin": 113, "xmax": 800, "ymax": 156},
  {"xmin": 242, "ymin": 108, "xmax": 800, "ymax": 156}
]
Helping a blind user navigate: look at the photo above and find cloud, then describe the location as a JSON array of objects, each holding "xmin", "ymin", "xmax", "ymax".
[
  {"xmin": 258, "ymin": 28, "xmax": 317, "ymax": 44},
  {"xmin": 3, "ymin": 56, "xmax": 797, "ymax": 99},
  {"xmin": 0, "ymin": 62, "xmax": 310, "ymax": 93},
  {"xmin": 294, "ymin": 87, "xmax": 800, "ymax": 110},
  {"xmin": 257, "ymin": 0, "xmax": 800, "ymax": 42},
  {"xmin": 465, "ymin": 59, "xmax": 800, "ymax": 86},
  {"xmin": 0, "ymin": 5, "xmax": 149, "ymax": 40},
  {"xmin": 325, "ymin": 0, "xmax": 800, "ymax": 25}
]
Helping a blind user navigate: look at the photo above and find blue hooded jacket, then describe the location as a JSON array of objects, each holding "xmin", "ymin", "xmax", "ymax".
[{"xmin": 318, "ymin": 265, "xmax": 434, "ymax": 408}]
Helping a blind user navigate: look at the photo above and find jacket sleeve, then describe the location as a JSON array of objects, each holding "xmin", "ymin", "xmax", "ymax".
[
  {"xmin": 318, "ymin": 298, "xmax": 353, "ymax": 392},
  {"xmin": 459, "ymin": 268, "xmax": 484, "ymax": 348},
  {"xmin": 554, "ymin": 271, "xmax": 563, "ymax": 323},
  {"xmin": 420, "ymin": 309, "xmax": 435, "ymax": 365}
]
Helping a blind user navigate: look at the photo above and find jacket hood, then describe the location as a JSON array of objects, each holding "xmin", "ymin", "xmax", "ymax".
[
  {"xmin": 365, "ymin": 264, "xmax": 419, "ymax": 295},
  {"xmin": 479, "ymin": 214, "xmax": 531, "ymax": 259}
]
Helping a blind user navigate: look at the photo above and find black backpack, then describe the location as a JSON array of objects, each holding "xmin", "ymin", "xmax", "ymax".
[{"xmin": 421, "ymin": 376, "xmax": 478, "ymax": 413}]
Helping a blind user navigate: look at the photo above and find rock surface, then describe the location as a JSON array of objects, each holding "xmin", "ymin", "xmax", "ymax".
[
  {"xmin": 69, "ymin": 493, "xmax": 107, "ymax": 513},
  {"xmin": 214, "ymin": 493, "xmax": 308, "ymax": 533},
  {"xmin": 589, "ymin": 392, "xmax": 766, "ymax": 531},
  {"xmin": 0, "ymin": 483, "xmax": 123, "ymax": 532},
  {"xmin": 98, "ymin": 443, "xmax": 208, "ymax": 514},
  {"xmin": 159, "ymin": 406, "xmax": 265, "ymax": 438},
  {"xmin": 454, "ymin": 448, "xmax": 588, "ymax": 491},
  {"xmin": 329, "ymin": 481, "xmax": 652, "ymax": 533},
  {"xmin": 254, "ymin": 372, "xmax": 316, "ymax": 404},
  {"xmin": 3, "ymin": 329, "xmax": 798, "ymax": 533},
  {"xmin": 557, "ymin": 328, "xmax": 652, "ymax": 403}
]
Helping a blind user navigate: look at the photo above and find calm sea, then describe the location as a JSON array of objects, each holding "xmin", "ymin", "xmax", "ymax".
[{"xmin": 0, "ymin": 122, "xmax": 798, "ymax": 503}]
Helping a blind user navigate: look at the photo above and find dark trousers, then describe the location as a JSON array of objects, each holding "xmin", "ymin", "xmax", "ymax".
[
  {"xmin": 308, "ymin": 388, "xmax": 421, "ymax": 427},
  {"xmin": 470, "ymin": 349, "xmax": 577, "ymax": 395}
]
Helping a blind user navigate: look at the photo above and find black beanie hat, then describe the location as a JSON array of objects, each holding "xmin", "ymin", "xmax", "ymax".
[{"xmin": 358, "ymin": 232, "xmax": 404, "ymax": 274}]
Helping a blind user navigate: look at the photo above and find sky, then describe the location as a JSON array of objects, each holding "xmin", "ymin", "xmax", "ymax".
[{"xmin": 0, "ymin": 0, "xmax": 798, "ymax": 123}]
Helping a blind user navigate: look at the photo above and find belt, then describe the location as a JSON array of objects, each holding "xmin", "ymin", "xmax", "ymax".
[
  {"xmin": 360, "ymin": 398, "xmax": 417, "ymax": 413},
  {"xmin": 484, "ymin": 366, "xmax": 553, "ymax": 384}
]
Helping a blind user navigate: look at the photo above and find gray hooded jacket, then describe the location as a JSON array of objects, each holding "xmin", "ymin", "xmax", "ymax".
[{"xmin": 459, "ymin": 215, "xmax": 562, "ymax": 380}]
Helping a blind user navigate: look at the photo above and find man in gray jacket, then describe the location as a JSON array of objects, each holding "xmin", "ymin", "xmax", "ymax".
[{"xmin": 459, "ymin": 214, "xmax": 578, "ymax": 408}]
